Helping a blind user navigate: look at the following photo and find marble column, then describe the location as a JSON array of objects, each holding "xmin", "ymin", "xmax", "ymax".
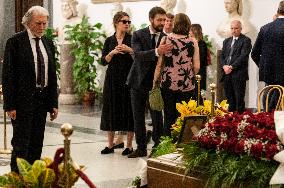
[
  {"xmin": 58, "ymin": 44, "xmax": 77, "ymax": 104},
  {"xmin": 0, "ymin": 0, "xmax": 15, "ymax": 84}
]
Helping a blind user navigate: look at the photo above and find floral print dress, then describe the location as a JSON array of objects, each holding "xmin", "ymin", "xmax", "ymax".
[{"xmin": 161, "ymin": 35, "xmax": 195, "ymax": 92}]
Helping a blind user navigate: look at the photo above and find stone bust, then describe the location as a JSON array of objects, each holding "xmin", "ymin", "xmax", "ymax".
[
  {"xmin": 160, "ymin": 0, "xmax": 177, "ymax": 13},
  {"xmin": 58, "ymin": 0, "xmax": 82, "ymax": 44},
  {"xmin": 216, "ymin": 0, "xmax": 251, "ymax": 38}
]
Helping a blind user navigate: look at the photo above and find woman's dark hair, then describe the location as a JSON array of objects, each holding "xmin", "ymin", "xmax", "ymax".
[
  {"xmin": 191, "ymin": 24, "xmax": 203, "ymax": 41},
  {"xmin": 149, "ymin": 6, "xmax": 166, "ymax": 19},
  {"xmin": 113, "ymin": 11, "xmax": 129, "ymax": 29},
  {"xmin": 172, "ymin": 13, "xmax": 191, "ymax": 36}
]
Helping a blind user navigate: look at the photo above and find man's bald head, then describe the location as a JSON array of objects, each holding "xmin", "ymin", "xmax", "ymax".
[{"xmin": 230, "ymin": 20, "xmax": 242, "ymax": 37}]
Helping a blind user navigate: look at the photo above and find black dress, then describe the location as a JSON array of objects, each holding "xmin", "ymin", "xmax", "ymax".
[
  {"xmin": 100, "ymin": 33, "xmax": 134, "ymax": 131},
  {"xmin": 198, "ymin": 40, "xmax": 208, "ymax": 90}
]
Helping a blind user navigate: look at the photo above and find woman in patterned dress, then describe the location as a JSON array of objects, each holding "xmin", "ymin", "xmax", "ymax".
[{"xmin": 153, "ymin": 13, "xmax": 200, "ymax": 136}]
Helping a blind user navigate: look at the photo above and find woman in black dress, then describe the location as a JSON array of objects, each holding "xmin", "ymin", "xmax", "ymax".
[
  {"xmin": 100, "ymin": 11, "xmax": 134, "ymax": 155},
  {"xmin": 190, "ymin": 24, "xmax": 208, "ymax": 91}
]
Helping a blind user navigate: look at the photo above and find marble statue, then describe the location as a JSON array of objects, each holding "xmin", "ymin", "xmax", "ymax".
[
  {"xmin": 176, "ymin": 0, "xmax": 187, "ymax": 14},
  {"xmin": 58, "ymin": 0, "xmax": 83, "ymax": 104},
  {"xmin": 111, "ymin": 2, "xmax": 123, "ymax": 18},
  {"xmin": 58, "ymin": 0, "xmax": 82, "ymax": 45},
  {"xmin": 216, "ymin": 0, "xmax": 251, "ymax": 38},
  {"xmin": 160, "ymin": 0, "xmax": 177, "ymax": 13}
]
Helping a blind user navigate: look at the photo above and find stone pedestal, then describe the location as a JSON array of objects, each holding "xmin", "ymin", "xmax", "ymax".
[{"xmin": 59, "ymin": 44, "xmax": 77, "ymax": 104}]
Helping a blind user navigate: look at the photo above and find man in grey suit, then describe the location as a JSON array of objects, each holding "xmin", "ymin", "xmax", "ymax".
[
  {"xmin": 251, "ymin": 1, "xmax": 284, "ymax": 110},
  {"xmin": 220, "ymin": 20, "xmax": 252, "ymax": 113},
  {"xmin": 127, "ymin": 6, "xmax": 173, "ymax": 158}
]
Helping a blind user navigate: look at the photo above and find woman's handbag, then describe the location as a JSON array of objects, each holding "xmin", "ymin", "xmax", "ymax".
[{"xmin": 149, "ymin": 86, "xmax": 164, "ymax": 111}]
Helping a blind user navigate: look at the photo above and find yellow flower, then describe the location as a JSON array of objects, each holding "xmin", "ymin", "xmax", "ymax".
[
  {"xmin": 176, "ymin": 103, "xmax": 190, "ymax": 119},
  {"xmin": 220, "ymin": 100, "xmax": 229, "ymax": 110},
  {"xmin": 187, "ymin": 100, "xmax": 197, "ymax": 110},
  {"xmin": 215, "ymin": 109, "xmax": 224, "ymax": 117}
]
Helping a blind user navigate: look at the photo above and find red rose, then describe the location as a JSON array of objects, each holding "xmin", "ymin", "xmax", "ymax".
[
  {"xmin": 234, "ymin": 140, "xmax": 245, "ymax": 154},
  {"xmin": 265, "ymin": 144, "xmax": 278, "ymax": 160},
  {"xmin": 250, "ymin": 143, "xmax": 263, "ymax": 159}
]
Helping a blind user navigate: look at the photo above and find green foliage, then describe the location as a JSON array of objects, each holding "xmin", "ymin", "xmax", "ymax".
[
  {"xmin": 203, "ymin": 34, "xmax": 213, "ymax": 54},
  {"xmin": 151, "ymin": 136, "xmax": 176, "ymax": 158},
  {"xmin": 44, "ymin": 27, "xmax": 60, "ymax": 80},
  {"xmin": 17, "ymin": 158, "xmax": 32, "ymax": 177},
  {"xmin": 182, "ymin": 143, "xmax": 279, "ymax": 188},
  {"xmin": 65, "ymin": 16, "xmax": 106, "ymax": 96},
  {"xmin": 154, "ymin": 139, "xmax": 279, "ymax": 188},
  {"xmin": 0, "ymin": 157, "xmax": 82, "ymax": 188},
  {"xmin": 131, "ymin": 176, "xmax": 141, "ymax": 187},
  {"xmin": 0, "ymin": 172, "xmax": 25, "ymax": 187},
  {"xmin": 57, "ymin": 163, "xmax": 80, "ymax": 187},
  {"xmin": 140, "ymin": 23, "xmax": 148, "ymax": 29}
]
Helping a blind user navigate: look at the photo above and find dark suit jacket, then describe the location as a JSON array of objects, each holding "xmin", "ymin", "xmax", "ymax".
[
  {"xmin": 220, "ymin": 33, "xmax": 252, "ymax": 81},
  {"xmin": 251, "ymin": 18, "xmax": 284, "ymax": 85},
  {"xmin": 127, "ymin": 27, "xmax": 165, "ymax": 89},
  {"xmin": 2, "ymin": 30, "xmax": 58, "ymax": 112}
]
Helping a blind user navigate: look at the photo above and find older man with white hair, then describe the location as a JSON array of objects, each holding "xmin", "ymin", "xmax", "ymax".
[{"xmin": 2, "ymin": 6, "xmax": 58, "ymax": 172}]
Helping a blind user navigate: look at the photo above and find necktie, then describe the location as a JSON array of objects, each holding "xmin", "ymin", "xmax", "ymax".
[
  {"xmin": 151, "ymin": 34, "xmax": 156, "ymax": 49},
  {"xmin": 228, "ymin": 38, "xmax": 236, "ymax": 64},
  {"xmin": 34, "ymin": 38, "xmax": 45, "ymax": 88}
]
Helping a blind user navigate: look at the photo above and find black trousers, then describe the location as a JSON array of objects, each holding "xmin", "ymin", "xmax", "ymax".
[
  {"xmin": 130, "ymin": 88, "xmax": 163, "ymax": 151},
  {"xmin": 161, "ymin": 88, "xmax": 195, "ymax": 136},
  {"xmin": 10, "ymin": 89, "xmax": 48, "ymax": 172},
  {"xmin": 223, "ymin": 75, "xmax": 246, "ymax": 113}
]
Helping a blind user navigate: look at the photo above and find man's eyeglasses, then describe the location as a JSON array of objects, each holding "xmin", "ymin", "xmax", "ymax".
[{"xmin": 119, "ymin": 20, "xmax": 131, "ymax": 24}]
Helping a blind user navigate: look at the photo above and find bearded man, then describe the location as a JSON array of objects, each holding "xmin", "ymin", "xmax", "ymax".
[{"xmin": 127, "ymin": 6, "xmax": 173, "ymax": 158}]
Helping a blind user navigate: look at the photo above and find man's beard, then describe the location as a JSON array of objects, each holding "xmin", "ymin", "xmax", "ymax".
[{"xmin": 153, "ymin": 24, "xmax": 164, "ymax": 32}]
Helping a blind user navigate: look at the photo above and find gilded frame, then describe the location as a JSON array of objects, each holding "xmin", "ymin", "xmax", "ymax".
[{"xmin": 91, "ymin": 0, "xmax": 158, "ymax": 3}]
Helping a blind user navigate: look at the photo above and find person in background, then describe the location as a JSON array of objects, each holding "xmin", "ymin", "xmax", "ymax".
[
  {"xmin": 2, "ymin": 6, "xmax": 58, "ymax": 172},
  {"xmin": 220, "ymin": 20, "xmax": 252, "ymax": 113},
  {"xmin": 100, "ymin": 11, "xmax": 134, "ymax": 156},
  {"xmin": 163, "ymin": 13, "xmax": 174, "ymax": 35},
  {"xmin": 190, "ymin": 24, "xmax": 208, "ymax": 91},
  {"xmin": 251, "ymin": 1, "xmax": 284, "ymax": 111},
  {"xmin": 127, "ymin": 6, "xmax": 172, "ymax": 158},
  {"xmin": 153, "ymin": 13, "xmax": 200, "ymax": 136}
]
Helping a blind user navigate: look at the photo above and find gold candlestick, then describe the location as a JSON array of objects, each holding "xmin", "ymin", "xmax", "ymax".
[
  {"xmin": 210, "ymin": 83, "xmax": 216, "ymax": 117},
  {"xmin": 196, "ymin": 75, "xmax": 201, "ymax": 106},
  {"xmin": 61, "ymin": 123, "xmax": 73, "ymax": 188}
]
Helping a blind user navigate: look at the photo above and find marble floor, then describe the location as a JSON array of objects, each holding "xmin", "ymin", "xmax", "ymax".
[{"xmin": 0, "ymin": 104, "xmax": 153, "ymax": 188}]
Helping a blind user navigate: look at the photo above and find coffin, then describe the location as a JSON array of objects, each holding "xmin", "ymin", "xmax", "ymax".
[{"xmin": 147, "ymin": 153, "xmax": 204, "ymax": 188}]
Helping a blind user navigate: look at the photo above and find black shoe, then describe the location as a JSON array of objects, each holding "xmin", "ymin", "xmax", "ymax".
[
  {"xmin": 122, "ymin": 148, "xmax": 133, "ymax": 156},
  {"xmin": 127, "ymin": 149, "xmax": 147, "ymax": 158},
  {"xmin": 101, "ymin": 147, "xmax": 114, "ymax": 154},
  {"xmin": 113, "ymin": 142, "xmax": 124, "ymax": 149},
  {"xmin": 146, "ymin": 130, "xmax": 152, "ymax": 144}
]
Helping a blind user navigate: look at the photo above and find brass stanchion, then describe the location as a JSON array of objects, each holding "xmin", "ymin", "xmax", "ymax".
[
  {"xmin": 210, "ymin": 83, "xmax": 216, "ymax": 117},
  {"xmin": 196, "ymin": 75, "xmax": 201, "ymax": 106},
  {"xmin": 0, "ymin": 111, "xmax": 12, "ymax": 154},
  {"xmin": 0, "ymin": 85, "xmax": 12, "ymax": 154},
  {"xmin": 61, "ymin": 123, "xmax": 73, "ymax": 188}
]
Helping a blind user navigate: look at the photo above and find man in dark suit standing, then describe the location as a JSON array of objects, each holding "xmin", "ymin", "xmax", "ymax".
[
  {"xmin": 220, "ymin": 20, "xmax": 252, "ymax": 113},
  {"xmin": 251, "ymin": 1, "xmax": 284, "ymax": 110},
  {"xmin": 2, "ymin": 6, "xmax": 58, "ymax": 172},
  {"xmin": 127, "ymin": 6, "xmax": 173, "ymax": 158}
]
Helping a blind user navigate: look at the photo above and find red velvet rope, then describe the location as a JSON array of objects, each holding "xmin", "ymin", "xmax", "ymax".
[{"xmin": 47, "ymin": 148, "xmax": 96, "ymax": 188}]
